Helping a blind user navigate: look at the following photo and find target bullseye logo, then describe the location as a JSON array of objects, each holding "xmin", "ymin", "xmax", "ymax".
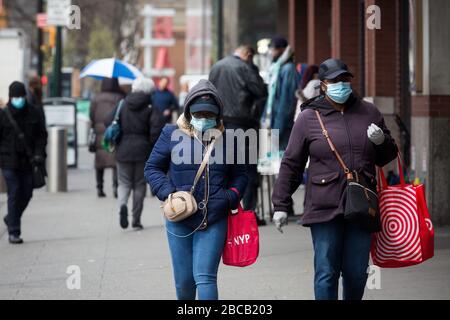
[{"xmin": 374, "ymin": 187, "xmax": 422, "ymax": 263}]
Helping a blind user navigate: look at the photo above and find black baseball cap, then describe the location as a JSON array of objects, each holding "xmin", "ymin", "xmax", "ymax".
[
  {"xmin": 190, "ymin": 95, "xmax": 220, "ymax": 115},
  {"xmin": 318, "ymin": 58, "xmax": 354, "ymax": 81},
  {"xmin": 269, "ymin": 36, "xmax": 288, "ymax": 49}
]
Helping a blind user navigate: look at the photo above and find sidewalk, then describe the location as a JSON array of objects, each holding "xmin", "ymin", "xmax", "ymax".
[{"xmin": 0, "ymin": 148, "xmax": 449, "ymax": 300}]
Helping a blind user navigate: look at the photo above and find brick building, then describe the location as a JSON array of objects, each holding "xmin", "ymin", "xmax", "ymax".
[{"xmin": 275, "ymin": 0, "xmax": 450, "ymax": 225}]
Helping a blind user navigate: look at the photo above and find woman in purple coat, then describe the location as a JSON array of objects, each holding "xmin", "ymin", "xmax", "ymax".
[{"xmin": 272, "ymin": 59, "xmax": 398, "ymax": 300}]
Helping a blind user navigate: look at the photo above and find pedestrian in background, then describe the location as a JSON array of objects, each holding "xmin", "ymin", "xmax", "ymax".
[
  {"xmin": 145, "ymin": 80, "xmax": 247, "ymax": 300},
  {"xmin": 294, "ymin": 65, "xmax": 320, "ymax": 121},
  {"xmin": 109, "ymin": 77, "xmax": 164, "ymax": 230},
  {"xmin": 261, "ymin": 36, "xmax": 299, "ymax": 151},
  {"xmin": 178, "ymin": 80, "xmax": 189, "ymax": 113},
  {"xmin": 152, "ymin": 77, "xmax": 179, "ymax": 124},
  {"xmin": 0, "ymin": 81, "xmax": 47, "ymax": 244},
  {"xmin": 272, "ymin": 59, "xmax": 398, "ymax": 300},
  {"xmin": 90, "ymin": 78, "xmax": 124, "ymax": 198},
  {"xmin": 209, "ymin": 44, "xmax": 267, "ymax": 225}
]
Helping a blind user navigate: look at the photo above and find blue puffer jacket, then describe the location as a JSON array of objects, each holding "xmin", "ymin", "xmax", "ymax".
[{"xmin": 144, "ymin": 80, "xmax": 248, "ymax": 228}]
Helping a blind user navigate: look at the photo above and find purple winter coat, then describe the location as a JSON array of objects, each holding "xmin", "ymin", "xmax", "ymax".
[{"xmin": 272, "ymin": 94, "xmax": 398, "ymax": 225}]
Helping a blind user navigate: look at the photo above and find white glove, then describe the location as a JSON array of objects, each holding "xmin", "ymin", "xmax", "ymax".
[
  {"xmin": 273, "ymin": 211, "xmax": 288, "ymax": 233},
  {"xmin": 367, "ymin": 123, "xmax": 385, "ymax": 145}
]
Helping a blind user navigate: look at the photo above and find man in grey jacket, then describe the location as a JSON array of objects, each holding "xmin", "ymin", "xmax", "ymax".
[{"xmin": 209, "ymin": 45, "xmax": 267, "ymax": 225}]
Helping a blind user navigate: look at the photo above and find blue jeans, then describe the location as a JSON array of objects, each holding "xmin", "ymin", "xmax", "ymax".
[
  {"xmin": 310, "ymin": 215, "xmax": 372, "ymax": 300},
  {"xmin": 2, "ymin": 169, "xmax": 34, "ymax": 237},
  {"xmin": 166, "ymin": 217, "xmax": 228, "ymax": 300}
]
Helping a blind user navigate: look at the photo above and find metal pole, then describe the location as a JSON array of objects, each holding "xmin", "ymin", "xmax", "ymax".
[
  {"xmin": 51, "ymin": 26, "xmax": 62, "ymax": 97},
  {"xmin": 217, "ymin": 0, "xmax": 224, "ymax": 61},
  {"xmin": 47, "ymin": 127, "xmax": 67, "ymax": 193}
]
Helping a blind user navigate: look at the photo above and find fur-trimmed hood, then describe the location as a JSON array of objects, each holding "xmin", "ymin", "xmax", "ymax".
[{"xmin": 177, "ymin": 79, "xmax": 225, "ymax": 138}]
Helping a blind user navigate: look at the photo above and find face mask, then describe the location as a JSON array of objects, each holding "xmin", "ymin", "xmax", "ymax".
[
  {"xmin": 324, "ymin": 82, "xmax": 352, "ymax": 104},
  {"xmin": 190, "ymin": 116, "xmax": 217, "ymax": 132},
  {"xmin": 11, "ymin": 97, "xmax": 26, "ymax": 109}
]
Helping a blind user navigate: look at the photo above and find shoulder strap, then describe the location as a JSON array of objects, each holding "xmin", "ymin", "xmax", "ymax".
[
  {"xmin": 314, "ymin": 110, "xmax": 354, "ymax": 180},
  {"xmin": 190, "ymin": 138, "xmax": 216, "ymax": 193},
  {"xmin": 4, "ymin": 108, "xmax": 33, "ymax": 158},
  {"xmin": 114, "ymin": 100, "xmax": 125, "ymax": 122}
]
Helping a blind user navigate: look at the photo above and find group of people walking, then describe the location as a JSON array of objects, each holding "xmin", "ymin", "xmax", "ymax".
[
  {"xmin": 145, "ymin": 36, "xmax": 398, "ymax": 301},
  {"xmin": 0, "ymin": 35, "xmax": 398, "ymax": 301}
]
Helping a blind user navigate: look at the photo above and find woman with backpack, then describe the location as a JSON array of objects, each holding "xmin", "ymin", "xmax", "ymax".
[{"xmin": 108, "ymin": 77, "xmax": 164, "ymax": 230}]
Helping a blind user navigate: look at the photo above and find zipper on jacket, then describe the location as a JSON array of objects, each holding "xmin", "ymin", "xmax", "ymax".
[{"xmin": 341, "ymin": 112, "xmax": 355, "ymax": 171}]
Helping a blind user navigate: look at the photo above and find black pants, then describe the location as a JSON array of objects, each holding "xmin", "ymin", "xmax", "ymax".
[
  {"xmin": 2, "ymin": 169, "xmax": 34, "ymax": 237},
  {"xmin": 224, "ymin": 122, "xmax": 261, "ymax": 217},
  {"xmin": 96, "ymin": 168, "xmax": 118, "ymax": 191}
]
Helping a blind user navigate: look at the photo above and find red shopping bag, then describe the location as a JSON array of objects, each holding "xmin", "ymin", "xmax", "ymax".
[
  {"xmin": 222, "ymin": 203, "xmax": 259, "ymax": 267},
  {"xmin": 371, "ymin": 156, "xmax": 434, "ymax": 268}
]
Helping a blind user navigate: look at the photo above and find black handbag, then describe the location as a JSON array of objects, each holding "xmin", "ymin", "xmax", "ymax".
[
  {"xmin": 88, "ymin": 128, "xmax": 97, "ymax": 153},
  {"xmin": 315, "ymin": 110, "xmax": 381, "ymax": 233},
  {"xmin": 4, "ymin": 107, "xmax": 47, "ymax": 189}
]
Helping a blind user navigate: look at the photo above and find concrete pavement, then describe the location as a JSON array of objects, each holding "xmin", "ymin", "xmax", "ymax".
[{"xmin": 0, "ymin": 148, "xmax": 449, "ymax": 300}]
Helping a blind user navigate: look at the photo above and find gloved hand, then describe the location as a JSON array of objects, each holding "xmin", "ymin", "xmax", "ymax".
[
  {"xmin": 273, "ymin": 211, "xmax": 288, "ymax": 233},
  {"xmin": 367, "ymin": 123, "xmax": 385, "ymax": 145},
  {"xmin": 32, "ymin": 155, "xmax": 45, "ymax": 165}
]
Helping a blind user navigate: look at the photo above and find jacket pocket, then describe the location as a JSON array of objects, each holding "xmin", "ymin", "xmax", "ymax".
[{"xmin": 310, "ymin": 172, "xmax": 341, "ymax": 210}]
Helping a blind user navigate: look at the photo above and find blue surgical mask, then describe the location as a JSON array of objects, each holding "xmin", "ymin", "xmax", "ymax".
[
  {"xmin": 11, "ymin": 97, "xmax": 26, "ymax": 109},
  {"xmin": 190, "ymin": 116, "xmax": 217, "ymax": 132},
  {"xmin": 324, "ymin": 82, "xmax": 352, "ymax": 104}
]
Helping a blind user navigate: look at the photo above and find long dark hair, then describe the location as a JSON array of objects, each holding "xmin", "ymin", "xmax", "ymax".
[{"xmin": 101, "ymin": 78, "xmax": 122, "ymax": 94}]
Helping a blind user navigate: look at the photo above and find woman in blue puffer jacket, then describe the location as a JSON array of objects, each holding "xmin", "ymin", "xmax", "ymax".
[{"xmin": 144, "ymin": 80, "xmax": 248, "ymax": 300}]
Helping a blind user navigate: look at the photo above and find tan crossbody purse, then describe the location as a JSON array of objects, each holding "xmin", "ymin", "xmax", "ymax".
[{"xmin": 163, "ymin": 139, "xmax": 216, "ymax": 222}]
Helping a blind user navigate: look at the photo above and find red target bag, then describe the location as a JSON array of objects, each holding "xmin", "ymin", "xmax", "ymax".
[
  {"xmin": 222, "ymin": 193, "xmax": 259, "ymax": 267},
  {"xmin": 371, "ymin": 156, "xmax": 434, "ymax": 268}
]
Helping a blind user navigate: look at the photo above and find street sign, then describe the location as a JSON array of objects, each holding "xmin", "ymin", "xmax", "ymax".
[
  {"xmin": 47, "ymin": 0, "xmax": 71, "ymax": 26},
  {"xmin": 36, "ymin": 13, "xmax": 47, "ymax": 28}
]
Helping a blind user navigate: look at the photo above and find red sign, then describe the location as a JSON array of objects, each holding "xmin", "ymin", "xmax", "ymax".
[{"xmin": 36, "ymin": 13, "xmax": 48, "ymax": 28}]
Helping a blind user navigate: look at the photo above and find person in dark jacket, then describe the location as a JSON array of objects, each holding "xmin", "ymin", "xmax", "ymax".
[
  {"xmin": 272, "ymin": 59, "xmax": 398, "ymax": 300},
  {"xmin": 0, "ymin": 81, "xmax": 47, "ymax": 244},
  {"xmin": 151, "ymin": 77, "xmax": 179, "ymax": 124},
  {"xmin": 90, "ymin": 78, "xmax": 124, "ymax": 198},
  {"xmin": 109, "ymin": 77, "xmax": 164, "ymax": 230},
  {"xmin": 209, "ymin": 45, "xmax": 267, "ymax": 225},
  {"xmin": 144, "ymin": 80, "xmax": 248, "ymax": 300},
  {"xmin": 209, "ymin": 45, "xmax": 267, "ymax": 129},
  {"xmin": 261, "ymin": 36, "xmax": 299, "ymax": 151}
]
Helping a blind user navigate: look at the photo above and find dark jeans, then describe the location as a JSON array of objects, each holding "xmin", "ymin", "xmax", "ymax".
[
  {"xmin": 310, "ymin": 215, "xmax": 372, "ymax": 300},
  {"xmin": 2, "ymin": 169, "xmax": 34, "ymax": 237},
  {"xmin": 166, "ymin": 217, "xmax": 228, "ymax": 300},
  {"xmin": 96, "ymin": 168, "xmax": 118, "ymax": 191}
]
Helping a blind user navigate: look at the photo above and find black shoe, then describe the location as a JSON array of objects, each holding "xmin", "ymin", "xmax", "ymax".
[
  {"xmin": 98, "ymin": 189, "xmax": 106, "ymax": 198},
  {"xmin": 257, "ymin": 218, "xmax": 267, "ymax": 226},
  {"xmin": 9, "ymin": 235, "xmax": 23, "ymax": 244},
  {"xmin": 113, "ymin": 189, "xmax": 118, "ymax": 199},
  {"xmin": 132, "ymin": 222, "xmax": 144, "ymax": 230},
  {"xmin": 120, "ymin": 205, "xmax": 128, "ymax": 229}
]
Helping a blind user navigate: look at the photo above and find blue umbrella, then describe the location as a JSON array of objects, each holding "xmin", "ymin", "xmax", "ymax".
[{"xmin": 80, "ymin": 58, "xmax": 143, "ymax": 81}]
